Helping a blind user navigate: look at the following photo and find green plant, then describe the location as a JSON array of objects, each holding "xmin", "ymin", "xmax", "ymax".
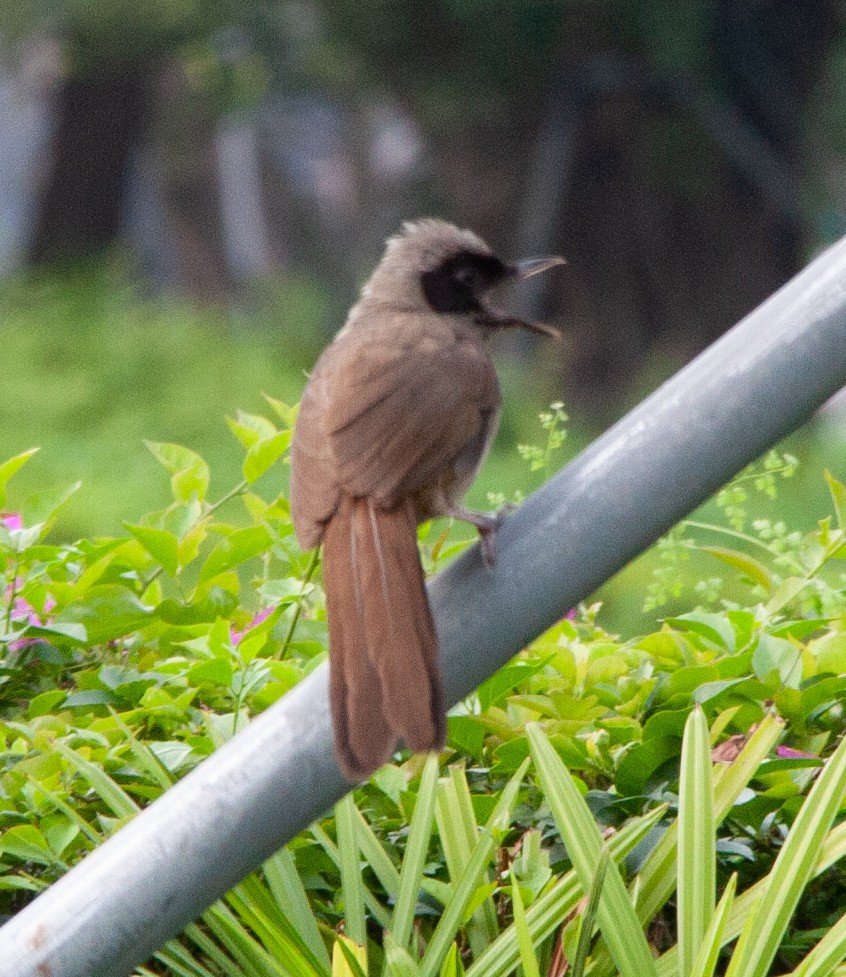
[
  {"xmin": 3, "ymin": 406, "xmax": 846, "ymax": 975},
  {"xmin": 641, "ymin": 447, "xmax": 846, "ymax": 625},
  {"xmin": 527, "ymin": 711, "xmax": 846, "ymax": 977}
]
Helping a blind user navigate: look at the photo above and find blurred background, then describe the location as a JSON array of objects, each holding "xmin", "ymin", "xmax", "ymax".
[{"xmin": 2, "ymin": 0, "xmax": 846, "ymax": 627}]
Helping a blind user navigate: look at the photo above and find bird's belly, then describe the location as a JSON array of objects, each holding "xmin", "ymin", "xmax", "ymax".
[{"xmin": 410, "ymin": 406, "xmax": 499, "ymax": 521}]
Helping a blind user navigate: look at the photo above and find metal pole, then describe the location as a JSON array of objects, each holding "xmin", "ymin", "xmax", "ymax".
[{"xmin": 3, "ymin": 236, "xmax": 846, "ymax": 977}]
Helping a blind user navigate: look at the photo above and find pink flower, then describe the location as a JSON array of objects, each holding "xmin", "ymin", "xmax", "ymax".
[
  {"xmin": 5, "ymin": 592, "xmax": 55, "ymax": 653},
  {"xmin": 777, "ymin": 746, "xmax": 817, "ymax": 760},
  {"xmin": 1, "ymin": 513, "xmax": 22, "ymax": 531},
  {"xmin": 230, "ymin": 607, "xmax": 274, "ymax": 646}
]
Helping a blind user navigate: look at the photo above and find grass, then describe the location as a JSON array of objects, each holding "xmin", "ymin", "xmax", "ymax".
[{"xmin": 0, "ymin": 265, "xmax": 319, "ymax": 535}]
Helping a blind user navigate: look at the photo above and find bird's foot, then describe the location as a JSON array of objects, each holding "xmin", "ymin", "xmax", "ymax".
[{"xmin": 446, "ymin": 504, "xmax": 511, "ymax": 569}]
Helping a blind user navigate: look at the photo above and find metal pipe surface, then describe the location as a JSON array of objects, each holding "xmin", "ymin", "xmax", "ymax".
[{"xmin": 3, "ymin": 236, "xmax": 846, "ymax": 976}]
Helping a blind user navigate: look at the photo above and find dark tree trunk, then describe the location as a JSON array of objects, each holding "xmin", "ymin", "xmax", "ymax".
[
  {"xmin": 150, "ymin": 60, "xmax": 234, "ymax": 301},
  {"xmin": 29, "ymin": 70, "xmax": 147, "ymax": 263}
]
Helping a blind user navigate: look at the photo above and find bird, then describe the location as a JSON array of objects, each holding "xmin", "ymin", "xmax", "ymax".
[{"xmin": 290, "ymin": 219, "xmax": 564, "ymax": 780}]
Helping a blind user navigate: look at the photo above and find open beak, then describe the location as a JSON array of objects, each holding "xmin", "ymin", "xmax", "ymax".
[
  {"xmin": 497, "ymin": 315, "xmax": 562, "ymax": 338},
  {"xmin": 495, "ymin": 255, "xmax": 567, "ymax": 338},
  {"xmin": 514, "ymin": 256, "xmax": 567, "ymax": 279}
]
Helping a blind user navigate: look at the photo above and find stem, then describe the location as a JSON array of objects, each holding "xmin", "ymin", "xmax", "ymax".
[
  {"xmin": 206, "ymin": 479, "xmax": 249, "ymax": 518},
  {"xmin": 275, "ymin": 548, "xmax": 320, "ymax": 661},
  {"xmin": 139, "ymin": 480, "xmax": 250, "ymax": 595},
  {"xmin": 3, "ymin": 554, "xmax": 21, "ymax": 637},
  {"xmin": 683, "ymin": 519, "xmax": 806, "ymax": 573},
  {"xmin": 725, "ymin": 462, "xmax": 796, "ymax": 487}
]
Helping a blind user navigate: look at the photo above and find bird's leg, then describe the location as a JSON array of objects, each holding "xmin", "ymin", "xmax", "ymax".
[{"xmin": 445, "ymin": 505, "xmax": 510, "ymax": 569}]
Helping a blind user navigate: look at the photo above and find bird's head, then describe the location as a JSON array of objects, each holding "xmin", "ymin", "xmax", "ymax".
[{"xmin": 358, "ymin": 219, "xmax": 565, "ymax": 337}]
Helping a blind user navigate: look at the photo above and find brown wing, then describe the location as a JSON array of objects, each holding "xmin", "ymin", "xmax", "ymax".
[
  {"xmin": 290, "ymin": 313, "xmax": 500, "ymax": 547},
  {"xmin": 325, "ymin": 317, "xmax": 500, "ymax": 504},
  {"xmin": 290, "ymin": 362, "xmax": 343, "ymax": 550}
]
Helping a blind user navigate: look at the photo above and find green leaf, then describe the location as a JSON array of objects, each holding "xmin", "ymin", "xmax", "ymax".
[
  {"xmin": 349, "ymin": 804, "xmax": 404, "ymax": 918},
  {"xmin": 446, "ymin": 716, "xmax": 486, "ymax": 757},
  {"xmin": 810, "ymin": 632, "xmax": 846, "ymax": 674},
  {"xmin": 228, "ymin": 416, "xmax": 264, "ymax": 449},
  {"xmin": 665, "ymin": 613, "xmax": 736, "ymax": 651},
  {"xmin": 228, "ymin": 411, "xmax": 277, "ymax": 448},
  {"xmin": 225, "ymin": 875, "xmax": 328, "ymax": 977},
  {"xmin": 571, "ymin": 846, "xmax": 610, "ymax": 977},
  {"xmin": 145, "ymin": 441, "xmax": 210, "ymax": 502},
  {"xmin": 44, "ymin": 819, "xmax": 81, "ymax": 858},
  {"xmin": 244, "ymin": 430, "xmax": 291, "ymax": 483},
  {"xmin": 688, "ymin": 874, "xmax": 737, "ymax": 977},
  {"xmin": 157, "ymin": 587, "xmax": 239, "ymax": 625},
  {"xmin": 466, "ymin": 804, "xmax": 666, "ymax": 977},
  {"xmin": 614, "ymin": 737, "xmax": 680, "ymax": 796},
  {"xmin": 700, "ymin": 545, "xmax": 773, "ymax": 591},
  {"xmin": 309, "ymin": 819, "xmax": 393, "ymax": 933},
  {"xmin": 173, "ymin": 922, "xmax": 245, "ymax": 977},
  {"xmin": 26, "ymin": 621, "xmax": 88, "ymax": 645},
  {"xmin": 62, "ymin": 585, "xmax": 153, "ymax": 644},
  {"xmin": 1, "ymin": 825, "xmax": 56, "ymax": 865},
  {"xmin": 527, "ymin": 724, "xmax": 659, "ymax": 977},
  {"xmin": 788, "ymin": 899, "xmax": 846, "ymax": 977},
  {"xmin": 189, "ymin": 658, "xmax": 234, "ymax": 686},
  {"xmin": 439, "ymin": 944, "xmax": 465, "ymax": 977},
  {"xmin": 334, "ymin": 935, "xmax": 368, "ymax": 977},
  {"xmin": 751, "ymin": 634, "xmax": 802, "ymax": 688},
  {"xmin": 725, "ymin": 732, "xmax": 846, "ymax": 977},
  {"xmin": 201, "ymin": 900, "xmax": 292, "ymax": 977},
  {"xmin": 64, "ymin": 690, "xmax": 119, "ymax": 707},
  {"xmin": 477, "ymin": 658, "xmax": 551, "ymax": 710},
  {"xmin": 511, "ymin": 881, "xmax": 541, "ymax": 977},
  {"xmin": 258, "ymin": 578, "xmax": 315, "ymax": 608},
  {"xmin": 20, "ymin": 481, "xmax": 81, "ymax": 537},
  {"xmin": 692, "ymin": 677, "xmax": 749, "ymax": 705},
  {"xmin": 435, "ymin": 766, "xmax": 498, "ymax": 957},
  {"xmin": 511, "ymin": 830, "xmax": 551, "ymax": 900},
  {"xmin": 424, "ymin": 777, "xmax": 525, "ymax": 976},
  {"xmin": 635, "ymin": 712, "xmax": 782, "ymax": 941},
  {"xmin": 0, "ymin": 447, "xmax": 39, "ymax": 506},
  {"xmin": 678, "ymin": 706, "xmax": 715, "ymax": 975},
  {"xmin": 824, "ymin": 469, "xmax": 846, "ymax": 531},
  {"xmin": 764, "ymin": 576, "xmax": 813, "ymax": 617},
  {"xmin": 0, "ymin": 877, "xmax": 43, "ymax": 893},
  {"xmin": 335, "ymin": 795, "xmax": 366, "ymax": 947},
  {"xmin": 263, "ymin": 848, "xmax": 331, "ymax": 972},
  {"xmin": 197, "ymin": 526, "xmax": 272, "ymax": 584},
  {"xmin": 264, "ymin": 394, "xmax": 298, "ymax": 427},
  {"xmin": 53, "ymin": 742, "xmax": 140, "ymax": 819},
  {"xmin": 384, "ymin": 935, "xmax": 423, "ymax": 977},
  {"xmin": 27, "ymin": 690, "xmax": 67, "ymax": 717},
  {"xmin": 125, "ymin": 524, "xmax": 180, "ymax": 576},
  {"xmin": 392, "ymin": 755, "xmax": 440, "ymax": 949}
]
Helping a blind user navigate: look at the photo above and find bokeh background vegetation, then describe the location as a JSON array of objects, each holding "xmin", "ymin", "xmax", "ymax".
[{"xmin": 2, "ymin": 0, "xmax": 846, "ymax": 631}]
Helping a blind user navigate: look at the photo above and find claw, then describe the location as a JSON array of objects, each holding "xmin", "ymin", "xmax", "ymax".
[
  {"xmin": 446, "ymin": 504, "xmax": 511, "ymax": 570},
  {"xmin": 479, "ymin": 521, "xmax": 498, "ymax": 569}
]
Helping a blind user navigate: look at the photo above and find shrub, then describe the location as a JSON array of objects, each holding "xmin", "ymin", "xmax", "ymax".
[{"xmin": 1, "ymin": 406, "xmax": 846, "ymax": 975}]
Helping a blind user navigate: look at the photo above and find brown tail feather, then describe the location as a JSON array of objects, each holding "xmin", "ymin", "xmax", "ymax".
[{"xmin": 322, "ymin": 496, "xmax": 444, "ymax": 779}]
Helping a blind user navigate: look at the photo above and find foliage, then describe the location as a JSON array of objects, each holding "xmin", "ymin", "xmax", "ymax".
[
  {"xmin": 0, "ymin": 0, "xmax": 277, "ymax": 84},
  {"xmin": 0, "ymin": 266, "xmax": 321, "ymax": 539},
  {"xmin": 1, "ymin": 407, "xmax": 846, "ymax": 975},
  {"xmin": 0, "ymin": 267, "xmax": 560, "ymax": 541}
]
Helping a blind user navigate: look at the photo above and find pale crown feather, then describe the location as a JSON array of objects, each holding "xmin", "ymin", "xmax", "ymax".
[{"xmin": 353, "ymin": 219, "xmax": 494, "ymax": 316}]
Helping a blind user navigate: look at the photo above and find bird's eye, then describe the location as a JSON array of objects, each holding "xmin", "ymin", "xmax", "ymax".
[{"xmin": 454, "ymin": 265, "xmax": 478, "ymax": 286}]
